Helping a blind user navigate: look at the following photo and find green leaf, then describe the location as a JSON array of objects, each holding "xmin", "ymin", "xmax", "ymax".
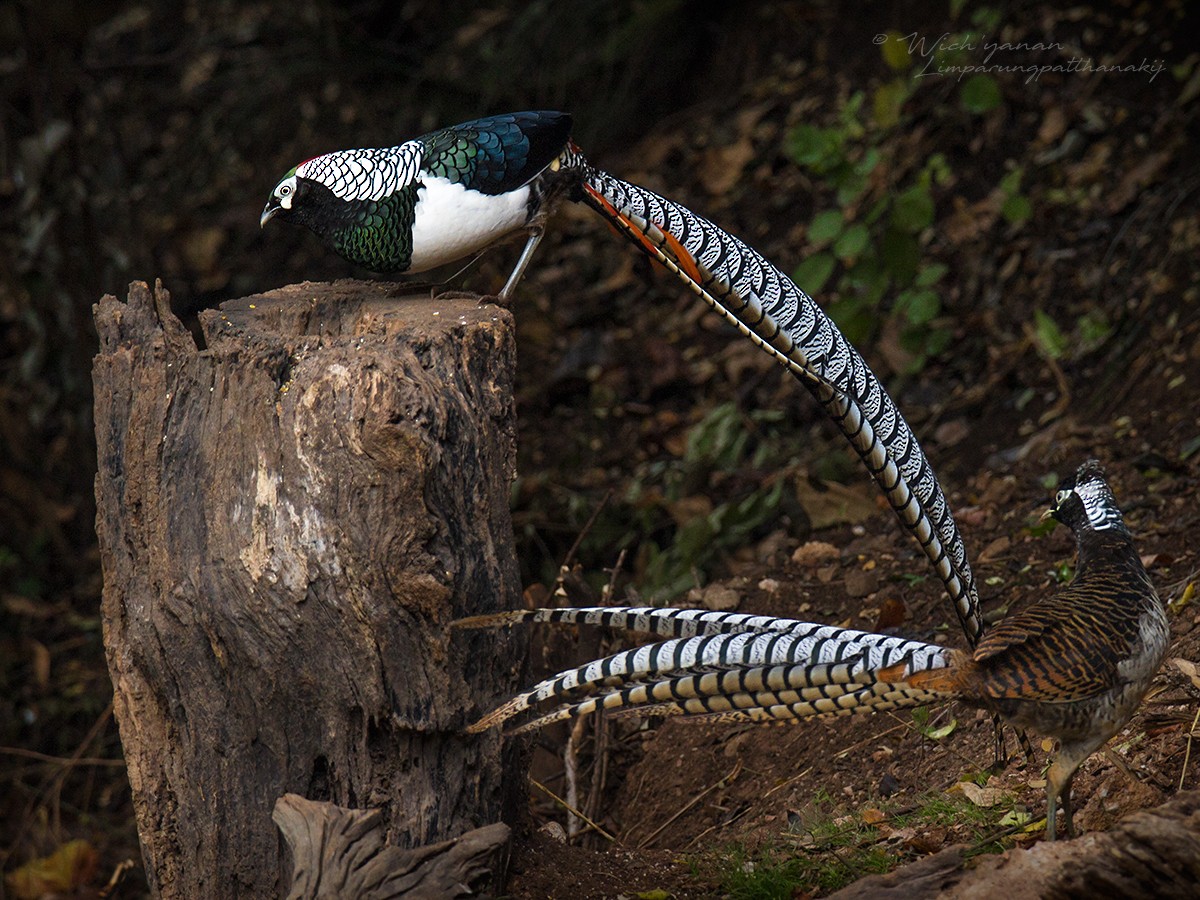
[
  {"xmin": 880, "ymin": 31, "xmax": 912, "ymax": 71},
  {"xmin": 1076, "ymin": 310, "xmax": 1112, "ymax": 351},
  {"xmin": 960, "ymin": 74, "xmax": 1002, "ymax": 113},
  {"xmin": 896, "ymin": 288, "xmax": 940, "ymax": 325},
  {"xmin": 834, "ymin": 223, "xmax": 870, "ymax": 260},
  {"xmin": 1001, "ymin": 193, "xmax": 1032, "ymax": 226},
  {"xmin": 925, "ymin": 718, "xmax": 957, "ymax": 740},
  {"xmin": 924, "ymin": 325, "xmax": 953, "ymax": 355},
  {"xmin": 809, "ymin": 210, "xmax": 845, "ymax": 243},
  {"xmin": 924, "ymin": 152, "xmax": 953, "ymax": 186},
  {"xmin": 999, "ymin": 167, "xmax": 1024, "ymax": 195},
  {"xmin": 834, "ymin": 168, "xmax": 869, "ymax": 205},
  {"xmin": 1033, "ymin": 309, "xmax": 1068, "ymax": 359},
  {"xmin": 891, "ymin": 184, "xmax": 935, "ymax": 233},
  {"xmin": 1180, "ymin": 434, "xmax": 1200, "ymax": 460},
  {"xmin": 793, "ymin": 252, "xmax": 837, "ymax": 293},
  {"xmin": 786, "ymin": 124, "xmax": 843, "ymax": 173},
  {"xmin": 873, "ymin": 79, "xmax": 909, "ymax": 128},
  {"xmin": 999, "ymin": 809, "xmax": 1032, "ymax": 827},
  {"xmin": 855, "ymin": 147, "xmax": 882, "ymax": 177},
  {"xmin": 915, "ymin": 262, "xmax": 949, "ymax": 287}
]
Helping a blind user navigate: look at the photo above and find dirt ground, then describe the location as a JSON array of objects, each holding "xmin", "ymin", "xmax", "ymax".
[{"xmin": 2, "ymin": 1, "xmax": 1198, "ymax": 897}]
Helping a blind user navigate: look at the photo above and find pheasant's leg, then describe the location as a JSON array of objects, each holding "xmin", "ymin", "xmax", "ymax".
[
  {"xmin": 1044, "ymin": 754, "xmax": 1084, "ymax": 841},
  {"xmin": 1060, "ymin": 772, "xmax": 1075, "ymax": 838},
  {"xmin": 498, "ymin": 227, "xmax": 544, "ymax": 303},
  {"xmin": 1045, "ymin": 784, "xmax": 1059, "ymax": 841}
]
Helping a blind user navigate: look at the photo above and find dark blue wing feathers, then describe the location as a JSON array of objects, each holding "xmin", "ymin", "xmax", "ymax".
[{"xmin": 419, "ymin": 111, "xmax": 573, "ymax": 195}]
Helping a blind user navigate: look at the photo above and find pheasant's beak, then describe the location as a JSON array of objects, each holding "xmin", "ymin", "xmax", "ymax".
[
  {"xmin": 260, "ymin": 202, "xmax": 280, "ymax": 228},
  {"xmin": 1039, "ymin": 507, "xmax": 1055, "ymax": 523}
]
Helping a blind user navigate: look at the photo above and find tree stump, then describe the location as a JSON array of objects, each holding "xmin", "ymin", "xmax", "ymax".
[{"xmin": 93, "ymin": 280, "xmax": 525, "ymax": 898}]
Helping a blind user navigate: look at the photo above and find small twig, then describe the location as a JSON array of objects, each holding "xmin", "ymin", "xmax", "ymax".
[
  {"xmin": 562, "ymin": 489, "xmax": 614, "ymax": 572},
  {"xmin": 0, "ymin": 747, "xmax": 126, "ymax": 767},
  {"xmin": 1103, "ymin": 746, "xmax": 1140, "ymax": 783},
  {"xmin": 564, "ymin": 715, "xmax": 588, "ymax": 838},
  {"xmin": 636, "ymin": 759, "xmax": 742, "ymax": 850},
  {"xmin": 683, "ymin": 803, "xmax": 753, "ymax": 850},
  {"xmin": 764, "ymin": 765, "xmax": 815, "ymax": 799},
  {"xmin": 601, "ymin": 547, "xmax": 628, "ymax": 604},
  {"xmin": 831, "ymin": 720, "xmax": 911, "ymax": 762},
  {"xmin": 583, "ymin": 709, "xmax": 610, "ymax": 836},
  {"xmin": 1021, "ymin": 321, "xmax": 1071, "ymax": 423},
  {"xmin": 5, "ymin": 702, "xmax": 115, "ymax": 863},
  {"xmin": 98, "ymin": 859, "xmax": 137, "ymax": 899},
  {"xmin": 1179, "ymin": 707, "xmax": 1200, "ymax": 791},
  {"xmin": 530, "ymin": 778, "xmax": 617, "ymax": 844}
]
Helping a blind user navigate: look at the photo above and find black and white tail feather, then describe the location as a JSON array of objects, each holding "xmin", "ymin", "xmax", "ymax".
[
  {"xmin": 557, "ymin": 145, "xmax": 983, "ymax": 647},
  {"xmin": 455, "ymin": 607, "xmax": 950, "ymax": 734}
]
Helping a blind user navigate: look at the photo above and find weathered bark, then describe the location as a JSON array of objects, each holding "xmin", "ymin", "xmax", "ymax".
[
  {"xmin": 828, "ymin": 788, "xmax": 1200, "ymax": 900},
  {"xmin": 93, "ymin": 280, "xmax": 525, "ymax": 898},
  {"xmin": 273, "ymin": 793, "xmax": 510, "ymax": 899}
]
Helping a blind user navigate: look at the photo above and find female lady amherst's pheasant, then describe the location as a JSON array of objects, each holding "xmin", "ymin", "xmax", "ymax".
[
  {"xmin": 458, "ymin": 462, "xmax": 1168, "ymax": 841},
  {"xmin": 263, "ymin": 110, "xmax": 985, "ymax": 656}
]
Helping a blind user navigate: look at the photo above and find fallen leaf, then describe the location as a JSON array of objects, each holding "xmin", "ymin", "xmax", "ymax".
[
  {"xmin": 1171, "ymin": 658, "xmax": 1200, "ymax": 691},
  {"xmin": 933, "ymin": 418, "xmax": 971, "ymax": 448},
  {"xmin": 957, "ymin": 781, "xmax": 1008, "ymax": 808},
  {"xmin": 794, "ymin": 477, "xmax": 878, "ymax": 529},
  {"xmin": 1000, "ymin": 809, "xmax": 1032, "ymax": 828},
  {"xmin": 978, "ymin": 536, "xmax": 1011, "ymax": 563},
  {"xmin": 5, "ymin": 840, "xmax": 98, "ymax": 900},
  {"xmin": 1169, "ymin": 581, "xmax": 1195, "ymax": 613},
  {"xmin": 861, "ymin": 807, "xmax": 886, "ymax": 825},
  {"xmin": 924, "ymin": 719, "xmax": 957, "ymax": 740}
]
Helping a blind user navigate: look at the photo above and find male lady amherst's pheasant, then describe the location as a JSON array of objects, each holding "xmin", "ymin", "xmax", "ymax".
[
  {"xmin": 457, "ymin": 462, "xmax": 1168, "ymax": 841},
  {"xmin": 263, "ymin": 110, "xmax": 985, "ymax": 656},
  {"xmin": 261, "ymin": 111, "xmax": 575, "ymax": 300}
]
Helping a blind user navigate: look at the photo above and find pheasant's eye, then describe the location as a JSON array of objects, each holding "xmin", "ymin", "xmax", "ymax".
[
  {"xmin": 1055, "ymin": 489, "xmax": 1072, "ymax": 505},
  {"xmin": 279, "ymin": 185, "xmax": 291, "ymax": 196}
]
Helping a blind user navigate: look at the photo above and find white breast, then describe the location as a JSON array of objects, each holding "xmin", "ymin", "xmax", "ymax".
[{"xmin": 407, "ymin": 176, "xmax": 531, "ymax": 273}]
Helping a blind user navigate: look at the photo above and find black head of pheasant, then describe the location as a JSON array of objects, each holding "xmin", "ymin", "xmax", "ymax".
[{"xmin": 261, "ymin": 111, "xmax": 574, "ymax": 281}]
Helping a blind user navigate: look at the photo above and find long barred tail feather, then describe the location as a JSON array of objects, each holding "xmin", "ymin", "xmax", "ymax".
[
  {"xmin": 452, "ymin": 605, "xmax": 877, "ymax": 639},
  {"xmin": 557, "ymin": 145, "xmax": 983, "ymax": 647},
  {"xmin": 503, "ymin": 667, "xmax": 950, "ymax": 735},
  {"xmin": 461, "ymin": 610, "xmax": 951, "ymax": 733}
]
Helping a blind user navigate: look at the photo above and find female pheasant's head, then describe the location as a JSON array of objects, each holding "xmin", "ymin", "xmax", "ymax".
[{"xmin": 1044, "ymin": 460, "xmax": 1125, "ymax": 534}]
